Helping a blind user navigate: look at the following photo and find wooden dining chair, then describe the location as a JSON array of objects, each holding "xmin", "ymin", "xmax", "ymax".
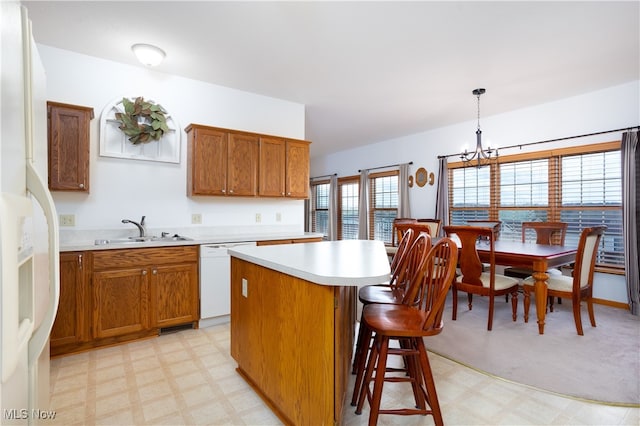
[
  {"xmin": 523, "ymin": 226, "xmax": 606, "ymax": 335},
  {"xmin": 466, "ymin": 219, "xmax": 502, "ymax": 239},
  {"xmin": 354, "ymin": 237, "xmax": 458, "ymax": 426},
  {"xmin": 504, "ymin": 221, "xmax": 568, "ymax": 279},
  {"xmin": 416, "ymin": 218, "xmax": 442, "ymax": 238},
  {"xmin": 351, "ymin": 230, "xmax": 429, "ymax": 378},
  {"xmin": 503, "ymin": 221, "xmax": 568, "ymax": 307},
  {"xmin": 386, "ymin": 218, "xmax": 418, "ymax": 260},
  {"xmin": 391, "ymin": 218, "xmax": 418, "ymax": 246},
  {"xmin": 444, "ymin": 225, "xmax": 519, "ymax": 331}
]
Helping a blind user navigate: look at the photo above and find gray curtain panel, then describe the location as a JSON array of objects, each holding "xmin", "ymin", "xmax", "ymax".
[
  {"xmin": 328, "ymin": 175, "xmax": 338, "ymax": 241},
  {"xmin": 434, "ymin": 157, "xmax": 449, "ymax": 237},
  {"xmin": 304, "ymin": 182, "xmax": 311, "ymax": 232},
  {"xmin": 398, "ymin": 163, "xmax": 412, "ymax": 218},
  {"xmin": 622, "ymin": 130, "xmax": 639, "ymax": 316},
  {"xmin": 358, "ymin": 169, "xmax": 369, "ymax": 239}
]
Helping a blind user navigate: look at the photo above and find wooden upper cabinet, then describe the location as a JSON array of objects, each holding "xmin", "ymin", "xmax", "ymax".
[
  {"xmin": 286, "ymin": 140, "xmax": 310, "ymax": 198},
  {"xmin": 227, "ymin": 132, "xmax": 259, "ymax": 196},
  {"xmin": 47, "ymin": 101, "xmax": 94, "ymax": 192},
  {"xmin": 186, "ymin": 125, "xmax": 228, "ymax": 195},
  {"xmin": 259, "ymin": 137, "xmax": 311, "ymax": 198},
  {"xmin": 186, "ymin": 124, "xmax": 258, "ymax": 196},
  {"xmin": 259, "ymin": 137, "xmax": 287, "ymax": 196},
  {"xmin": 186, "ymin": 123, "xmax": 309, "ymax": 198}
]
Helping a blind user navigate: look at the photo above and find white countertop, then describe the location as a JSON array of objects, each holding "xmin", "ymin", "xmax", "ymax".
[
  {"xmin": 59, "ymin": 230, "xmax": 324, "ymax": 252},
  {"xmin": 229, "ymin": 239, "xmax": 391, "ymax": 286}
]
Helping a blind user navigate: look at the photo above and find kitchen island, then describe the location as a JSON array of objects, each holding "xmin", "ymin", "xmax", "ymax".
[{"xmin": 228, "ymin": 240, "xmax": 390, "ymax": 425}]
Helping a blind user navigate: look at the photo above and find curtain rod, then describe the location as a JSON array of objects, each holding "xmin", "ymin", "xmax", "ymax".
[
  {"xmin": 310, "ymin": 173, "xmax": 337, "ymax": 180},
  {"xmin": 358, "ymin": 161, "xmax": 413, "ymax": 173},
  {"xmin": 437, "ymin": 126, "xmax": 640, "ymax": 159}
]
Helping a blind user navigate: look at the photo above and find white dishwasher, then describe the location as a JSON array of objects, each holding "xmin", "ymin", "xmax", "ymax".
[{"xmin": 199, "ymin": 241, "xmax": 256, "ymax": 327}]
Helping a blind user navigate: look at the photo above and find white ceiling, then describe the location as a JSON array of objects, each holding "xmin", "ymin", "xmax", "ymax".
[{"xmin": 22, "ymin": 1, "xmax": 640, "ymax": 158}]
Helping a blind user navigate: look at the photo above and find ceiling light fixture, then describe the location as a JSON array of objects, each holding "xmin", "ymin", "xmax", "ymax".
[
  {"xmin": 131, "ymin": 43, "xmax": 166, "ymax": 67},
  {"xmin": 460, "ymin": 88, "xmax": 498, "ymax": 165}
]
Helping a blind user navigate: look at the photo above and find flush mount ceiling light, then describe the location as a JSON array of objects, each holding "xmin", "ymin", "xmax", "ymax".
[
  {"xmin": 131, "ymin": 43, "xmax": 166, "ymax": 67},
  {"xmin": 460, "ymin": 88, "xmax": 498, "ymax": 166}
]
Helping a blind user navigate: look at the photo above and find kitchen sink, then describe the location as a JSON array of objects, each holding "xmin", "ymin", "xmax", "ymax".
[{"xmin": 94, "ymin": 234, "xmax": 193, "ymax": 245}]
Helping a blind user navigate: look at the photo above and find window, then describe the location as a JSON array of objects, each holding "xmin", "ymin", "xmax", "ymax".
[
  {"xmin": 560, "ymin": 151, "xmax": 622, "ymax": 267},
  {"xmin": 448, "ymin": 141, "xmax": 624, "ymax": 270},
  {"xmin": 338, "ymin": 177, "xmax": 359, "ymax": 240},
  {"xmin": 309, "ymin": 180, "xmax": 329, "ymax": 237},
  {"xmin": 369, "ymin": 171, "xmax": 399, "ymax": 244}
]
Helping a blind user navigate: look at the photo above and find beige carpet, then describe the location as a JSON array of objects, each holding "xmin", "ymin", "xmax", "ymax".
[{"xmin": 425, "ymin": 294, "xmax": 640, "ymax": 406}]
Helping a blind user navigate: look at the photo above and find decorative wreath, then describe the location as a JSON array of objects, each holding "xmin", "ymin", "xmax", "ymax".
[{"xmin": 114, "ymin": 96, "xmax": 169, "ymax": 145}]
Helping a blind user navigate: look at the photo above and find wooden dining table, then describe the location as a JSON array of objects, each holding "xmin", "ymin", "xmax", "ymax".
[{"xmin": 474, "ymin": 240, "xmax": 578, "ymax": 334}]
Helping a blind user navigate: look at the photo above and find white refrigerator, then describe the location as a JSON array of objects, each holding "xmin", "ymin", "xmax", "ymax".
[{"xmin": 1, "ymin": 2, "xmax": 60, "ymax": 424}]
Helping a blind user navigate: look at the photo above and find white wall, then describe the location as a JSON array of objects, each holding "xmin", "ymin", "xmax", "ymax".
[
  {"xmin": 38, "ymin": 45, "xmax": 307, "ymax": 234},
  {"xmin": 310, "ymin": 80, "xmax": 639, "ymax": 304}
]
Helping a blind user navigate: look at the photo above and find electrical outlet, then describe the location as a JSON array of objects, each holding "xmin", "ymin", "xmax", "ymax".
[
  {"xmin": 276, "ymin": 212, "xmax": 282, "ymax": 222},
  {"xmin": 255, "ymin": 213, "xmax": 261, "ymax": 223},
  {"xmin": 242, "ymin": 278, "xmax": 248, "ymax": 297},
  {"xmin": 191, "ymin": 213, "xmax": 202, "ymax": 224},
  {"xmin": 59, "ymin": 214, "xmax": 75, "ymax": 227}
]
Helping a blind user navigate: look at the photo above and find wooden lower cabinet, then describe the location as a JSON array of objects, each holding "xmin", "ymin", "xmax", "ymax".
[
  {"xmin": 92, "ymin": 267, "xmax": 150, "ymax": 339},
  {"xmin": 256, "ymin": 237, "xmax": 323, "ymax": 246},
  {"xmin": 151, "ymin": 263, "xmax": 199, "ymax": 328},
  {"xmin": 51, "ymin": 252, "xmax": 89, "ymax": 350},
  {"xmin": 230, "ymin": 258, "xmax": 355, "ymax": 424},
  {"xmin": 52, "ymin": 246, "xmax": 199, "ymax": 356}
]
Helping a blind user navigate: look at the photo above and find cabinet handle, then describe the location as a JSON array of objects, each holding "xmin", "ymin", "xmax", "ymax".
[
  {"xmin": 229, "ymin": 189, "xmax": 234, "ymax": 194},
  {"xmin": 78, "ymin": 254, "xmax": 83, "ymax": 270},
  {"xmin": 287, "ymin": 192, "xmax": 291, "ymax": 196},
  {"xmin": 221, "ymin": 189, "xmax": 226, "ymax": 194},
  {"xmin": 142, "ymin": 270, "xmax": 147, "ymax": 276},
  {"xmin": 152, "ymin": 269, "xmax": 157, "ymax": 275},
  {"xmin": 79, "ymin": 183, "xmax": 85, "ymax": 189}
]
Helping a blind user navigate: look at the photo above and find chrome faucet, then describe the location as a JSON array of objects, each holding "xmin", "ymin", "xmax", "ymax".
[{"xmin": 122, "ymin": 215, "xmax": 146, "ymax": 237}]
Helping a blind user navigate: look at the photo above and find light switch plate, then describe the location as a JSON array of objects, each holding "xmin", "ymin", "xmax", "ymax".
[
  {"xmin": 191, "ymin": 213, "xmax": 202, "ymax": 224},
  {"xmin": 242, "ymin": 278, "xmax": 248, "ymax": 297},
  {"xmin": 59, "ymin": 214, "xmax": 75, "ymax": 226}
]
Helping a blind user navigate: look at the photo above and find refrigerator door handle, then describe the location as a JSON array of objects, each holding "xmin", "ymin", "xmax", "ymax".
[{"xmin": 25, "ymin": 162, "xmax": 59, "ymax": 364}]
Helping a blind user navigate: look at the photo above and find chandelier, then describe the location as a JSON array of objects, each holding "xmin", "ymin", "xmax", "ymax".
[{"xmin": 460, "ymin": 88, "xmax": 498, "ymax": 165}]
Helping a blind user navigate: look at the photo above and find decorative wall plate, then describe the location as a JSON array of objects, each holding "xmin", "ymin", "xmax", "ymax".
[
  {"xmin": 99, "ymin": 97, "xmax": 180, "ymax": 163},
  {"xmin": 416, "ymin": 167, "xmax": 428, "ymax": 187}
]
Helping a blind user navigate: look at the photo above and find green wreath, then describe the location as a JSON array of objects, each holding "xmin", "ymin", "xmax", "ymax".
[{"xmin": 114, "ymin": 96, "xmax": 169, "ymax": 145}]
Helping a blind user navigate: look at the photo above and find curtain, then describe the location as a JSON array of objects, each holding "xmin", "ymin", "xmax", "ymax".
[
  {"xmin": 304, "ymin": 181, "xmax": 311, "ymax": 232},
  {"xmin": 434, "ymin": 157, "xmax": 449, "ymax": 237},
  {"xmin": 622, "ymin": 130, "xmax": 639, "ymax": 316},
  {"xmin": 358, "ymin": 169, "xmax": 369, "ymax": 239},
  {"xmin": 327, "ymin": 175, "xmax": 338, "ymax": 241},
  {"xmin": 398, "ymin": 163, "xmax": 411, "ymax": 218}
]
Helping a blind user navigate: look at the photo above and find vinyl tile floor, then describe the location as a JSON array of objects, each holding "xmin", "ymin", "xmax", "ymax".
[{"xmin": 49, "ymin": 323, "xmax": 639, "ymax": 425}]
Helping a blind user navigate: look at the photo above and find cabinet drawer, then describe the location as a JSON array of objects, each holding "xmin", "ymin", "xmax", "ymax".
[{"xmin": 92, "ymin": 246, "xmax": 198, "ymax": 270}]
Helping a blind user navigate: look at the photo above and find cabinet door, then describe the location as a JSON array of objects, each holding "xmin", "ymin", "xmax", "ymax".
[
  {"xmin": 286, "ymin": 140, "xmax": 310, "ymax": 198},
  {"xmin": 227, "ymin": 132, "xmax": 259, "ymax": 196},
  {"xmin": 259, "ymin": 137, "xmax": 286, "ymax": 197},
  {"xmin": 187, "ymin": 126, "xmax": 228, "ymax": 195},
  {"xmin": 150, "ymin": 263, "xmax": 199, "ymax": 328},
  {"xmin": 47, "ymin": 102, "xmax": 93, "ymax": 192},
  {"xmin": 92, "ymin": 268, "xmax": 149, "ymax": 339},
  {"xmin": 51, "ymin": 252, "xmax": 88, "ymax": 349}
]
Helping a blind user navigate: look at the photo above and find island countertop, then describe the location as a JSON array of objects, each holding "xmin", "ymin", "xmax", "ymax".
[{"xmin": 228, "ymin": 239, "xmax": 391, "ymax": 286}]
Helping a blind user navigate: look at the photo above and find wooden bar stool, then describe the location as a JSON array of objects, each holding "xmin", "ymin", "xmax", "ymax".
[
  {"xmin": 351, "ymin": 231, "xmax": 430, "ymax": 401},
  {"xmin": 355, "ymin": 237, "xmax": 458, "ymax": 426}
]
